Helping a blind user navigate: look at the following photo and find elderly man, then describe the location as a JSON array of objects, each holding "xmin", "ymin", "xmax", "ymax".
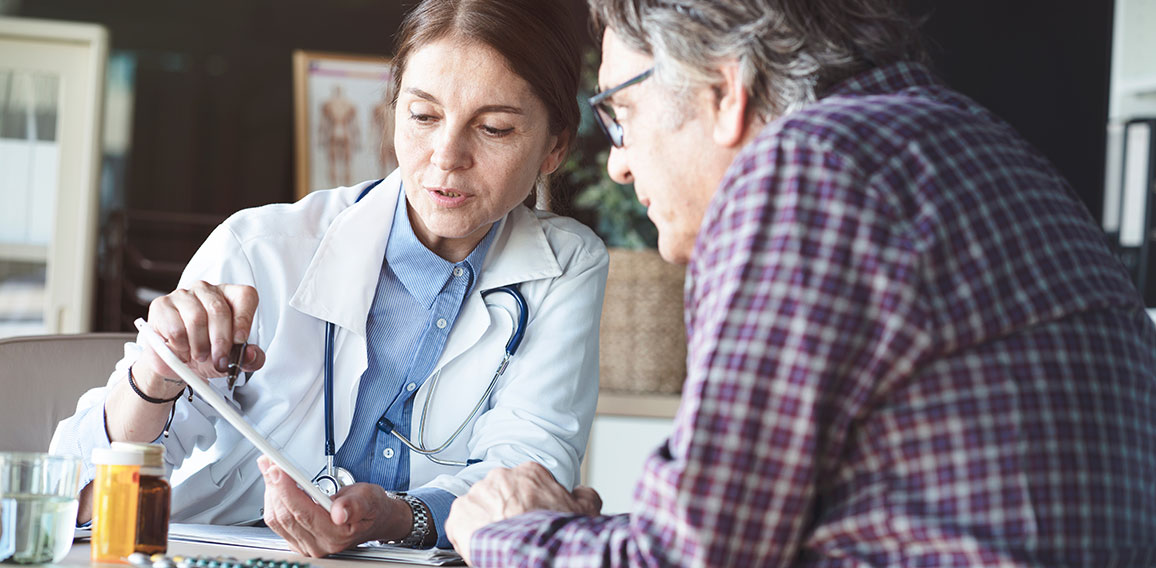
[{"xmin": 445, "ymin": 0, "xmax": 1156, "ymax": 565}]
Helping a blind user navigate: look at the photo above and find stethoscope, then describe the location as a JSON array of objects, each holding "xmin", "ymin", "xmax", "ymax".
[{"xmin": 312, "ymin": 284, "xmax": 528, "ymax": 496}]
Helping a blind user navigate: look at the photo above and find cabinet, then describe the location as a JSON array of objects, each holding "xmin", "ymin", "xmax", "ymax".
[
  {"xmin": 1104, "ymin": 1, "xmax": 1156, "ymax": 319},
  {"xmin": 1109, "ymin": 0, "xmax": 1156, "ymax": 121},
  {"xmin": 0, "ymin": 18, "xmax": 106, "ymax": 337}
]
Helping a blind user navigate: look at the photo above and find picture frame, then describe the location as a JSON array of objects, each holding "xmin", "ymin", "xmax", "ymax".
[
  {"xmin": 292, "ymin": 50, "xmax": 397, "ymax": 201},
  {"xmin": 0, "ymin": 17, "xmax": 107, "ymax": 337}
]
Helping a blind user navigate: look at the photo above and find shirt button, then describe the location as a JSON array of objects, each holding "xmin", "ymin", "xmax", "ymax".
[
  {"xmin": 383, "ymin": 448, "xmax": 394, "ymax": 459},
  {"xmin": 453, "ymin": 267, "xmax": 464, "ymax": 277},
  {"xmin": 436, "ymin": 318, "xmax": 447, "ymax": 329},
  {"xmin": 406, "ymin": 382, "xmax": 416, "ymax": 392}
]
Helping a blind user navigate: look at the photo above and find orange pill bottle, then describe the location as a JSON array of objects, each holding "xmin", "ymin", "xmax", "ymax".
[{"xmin": 90, "ymin": 448, "xmax": 143, "ymax": 564}]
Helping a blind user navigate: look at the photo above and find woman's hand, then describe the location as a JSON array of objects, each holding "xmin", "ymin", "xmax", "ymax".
[
  {"xmin": 258, "ymin": 456, "xmax": 414, "ymax": 557},
  {"xmin": 133, "ymin": 281, "xmax": 265, "ymax": 397},
  {"xmin": 85, "ymin": 282, "xmax": 268, "ymax": 523},
  {"xmin": 103, "ymin": 282, "xmax": 265, "ymax": 444}
]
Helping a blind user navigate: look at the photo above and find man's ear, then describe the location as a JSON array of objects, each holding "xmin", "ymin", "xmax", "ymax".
[{"xmin": 713, "ymin": 61, "xmax": 749, "ymax": 148}]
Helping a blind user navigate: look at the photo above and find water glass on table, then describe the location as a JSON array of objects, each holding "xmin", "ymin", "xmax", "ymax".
[{"xmin": 0, "ymin": 452, "xmax": 83, "ymax": 564}]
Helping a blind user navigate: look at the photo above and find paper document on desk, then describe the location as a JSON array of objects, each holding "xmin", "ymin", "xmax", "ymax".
[{"xmin": 169, "ymin": 524, "xmax": 463, "ymax": 566}]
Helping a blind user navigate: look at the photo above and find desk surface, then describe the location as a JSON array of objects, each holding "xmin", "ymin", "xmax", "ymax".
[{"xmin": 51, "ymin": 540, "xmax": 419, "ymax": 568}]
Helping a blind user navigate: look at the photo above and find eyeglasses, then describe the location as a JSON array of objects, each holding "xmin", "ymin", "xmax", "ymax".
[{"xmin": 587, "ymin": 67, "xmax": 654, "ymax": 148}]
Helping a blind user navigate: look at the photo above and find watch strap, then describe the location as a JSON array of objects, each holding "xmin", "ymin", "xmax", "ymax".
[{"xmin": 392, "ymin": 493, "xmax": 431, "ymax": 548}]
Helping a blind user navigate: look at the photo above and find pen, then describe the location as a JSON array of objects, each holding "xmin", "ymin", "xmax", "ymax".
[{"xmin": 226, "ymin": 342, "xmax": 247, "ymax": 390}]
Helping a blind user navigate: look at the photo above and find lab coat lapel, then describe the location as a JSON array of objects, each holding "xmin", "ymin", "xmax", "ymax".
[
  {"xmin": 289, "ymin": 175, "xmax": 401, "ymax": 337},
  {"xmin": 289, "ymin": 175, "xmax": 401, "ymax": 449},
  {"xmin": 433, "ymin": 205, "xmax": 561, "ymax": 374}
]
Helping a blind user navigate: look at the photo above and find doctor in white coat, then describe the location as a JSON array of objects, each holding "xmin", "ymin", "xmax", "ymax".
[{"xmin": 51, "ymin": 0, "xmax": 607, "ymax": 556}]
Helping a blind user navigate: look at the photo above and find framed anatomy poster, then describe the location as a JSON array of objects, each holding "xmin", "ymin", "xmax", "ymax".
[{"xmin": 292, "ymin": 50, "xmax": 397, "ymax": 200}]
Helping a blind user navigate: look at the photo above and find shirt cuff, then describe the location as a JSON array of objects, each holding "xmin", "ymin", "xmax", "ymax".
[
  {"xmin": 470, "ymin": 510, "xmax": 573, "ymax": 564},
  {"xmin": 61, "ymin": 404, "xmax": 114, "ymax": 527},
  {"xmin": 405, "ymin": 486, "xmax": 456, "ymax": 549},
  {"xmin": 81, "ymin": 405, "xmax": 115, "ymax": 476}
]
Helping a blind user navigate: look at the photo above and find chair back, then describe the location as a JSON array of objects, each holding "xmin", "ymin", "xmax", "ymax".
[{"xmin": 0, "ymin": 333, "xmax": 135, "ymax": 451}]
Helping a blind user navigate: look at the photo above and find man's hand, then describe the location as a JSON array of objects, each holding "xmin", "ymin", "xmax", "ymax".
[
  {"xmin": 445, "ymin": 462, "xmax": 602, "ymax": 564},
  {"xmin": 257, "ymin": 456, "xmax": 411, "ymax": 557}
]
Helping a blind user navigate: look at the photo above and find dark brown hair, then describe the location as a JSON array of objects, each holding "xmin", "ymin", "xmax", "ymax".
[{"xmin": 391, "ymin": 0, "xmax": 581, "ymax": 141}]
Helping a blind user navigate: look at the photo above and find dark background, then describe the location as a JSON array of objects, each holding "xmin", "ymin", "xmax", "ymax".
[
  {"xmin": 10, "ymin": 0, "xmax": 1117, "ymax": 328},
  {"xmin": 919, "ymin": 1, "xmax": 1115, "ymax": 222},
  {"xmin": 13, "ymin": 0, "xmax": 593, "ymax": 214}
]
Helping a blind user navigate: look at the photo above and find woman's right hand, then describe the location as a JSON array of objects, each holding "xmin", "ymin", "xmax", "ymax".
[
  {"xmin": 84, "ymin": 281, "xmax": 268, "ymax": 524},
  {"xmin": 131, "ymin": 281, "xmax": 266, "ymax": 398}
]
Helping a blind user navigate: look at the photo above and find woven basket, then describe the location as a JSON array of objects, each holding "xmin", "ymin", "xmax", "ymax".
[{"xmin": 598, "ymin": 248, "xmax": 687, "ymax": 394}]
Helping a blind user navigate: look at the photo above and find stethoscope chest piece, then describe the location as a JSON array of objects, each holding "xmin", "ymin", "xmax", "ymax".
[{"xmin": 312, "ymin": 465, "xmax": 355, "ymax": 496}]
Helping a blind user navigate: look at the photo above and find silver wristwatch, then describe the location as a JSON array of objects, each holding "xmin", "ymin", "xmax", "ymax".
[{"xmin": 392, "ymin": 493, "xmax": 431, "ymax": 548}]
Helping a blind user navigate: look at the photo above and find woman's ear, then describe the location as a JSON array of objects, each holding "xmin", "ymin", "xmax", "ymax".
[
  {"xmin": 539, "ymin": 130, "xmax": 571, "ymax": 175},
  {"xmin": 712, "ymin": 61, "xmax": 750, "ymax": 148}
]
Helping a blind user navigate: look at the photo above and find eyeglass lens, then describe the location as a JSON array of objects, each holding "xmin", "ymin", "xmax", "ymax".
[
  {"xmin": 588, "ymin": 67, "xmax": 653, "ymax": 148},
  {"xmin": 593, "ymin": 104, "xmax": 624, "ymax": 147}
]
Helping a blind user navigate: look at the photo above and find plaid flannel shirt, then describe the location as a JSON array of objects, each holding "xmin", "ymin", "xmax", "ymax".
[{"xmin": 469, "ymin": 62, "xmax": 1156, "ymax": 567}]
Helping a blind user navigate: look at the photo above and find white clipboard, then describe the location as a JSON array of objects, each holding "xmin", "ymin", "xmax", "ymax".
[{"xmin": 134, "ymin": 318, "xmax": 334, "ymax": 511}]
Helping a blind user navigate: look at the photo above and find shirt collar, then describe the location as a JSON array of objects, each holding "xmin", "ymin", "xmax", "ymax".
[
  {"xmin": 462, "ymin": 221, "xmax": 499, "ymax": 293},
  {"xmin": 825, "ymin": 61, "xmax": 940, "ymax": 100},
  {"xmin": 289, "ymin": 174, "xmax": 561, "ymax": 337},
  {"xmin": 386, "ymin": 186, "xmax": 499, "ymax": 308}
]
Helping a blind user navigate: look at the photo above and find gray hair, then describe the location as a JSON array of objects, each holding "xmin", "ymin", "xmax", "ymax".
[{"xmin": 589, "ymin": 0, "xmax": 926, "ymax": 119}]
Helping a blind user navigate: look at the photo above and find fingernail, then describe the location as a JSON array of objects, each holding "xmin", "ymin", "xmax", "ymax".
[
  {"xmin": 217, "ymin": 357, "xmax": 229, "ymax": 372},
  {"xmin": 235, "ymin": 331, "xmax": 247, "ymax": 343}
]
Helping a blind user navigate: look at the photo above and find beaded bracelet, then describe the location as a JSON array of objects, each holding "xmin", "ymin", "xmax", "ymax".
[
  {"xmin": 127, "ymin": 366, "xmax": 186, "ymax": 404},
  {"xmin": 127, "ymin": 365, "xmax": 191, "ymax": 438}
]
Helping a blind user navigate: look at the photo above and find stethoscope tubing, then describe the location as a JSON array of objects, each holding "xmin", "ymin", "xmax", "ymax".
[
  {"xmin": 313, "ymin": 179, "xmax": 528, "ymax": 487},
  {"xmin": 399, "ymin": 285, "xmax": 526, "ymax": 464},
  {"xmin": 321, "ymin": 283, "xmax": 526, "ymax": 475},
  {"xmin": 324, "ymin": 322, "xmax": 336, "ymax": 457}
]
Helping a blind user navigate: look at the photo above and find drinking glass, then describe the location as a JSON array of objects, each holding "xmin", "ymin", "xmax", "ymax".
[{"xmin": 0, "ymin": 453, "xmax": 82, "ymax": 564}]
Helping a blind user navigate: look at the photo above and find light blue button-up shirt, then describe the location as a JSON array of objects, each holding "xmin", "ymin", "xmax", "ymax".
[{"xmin": 334, "ymin": 187, "xmax": 497, "ymax": 548}]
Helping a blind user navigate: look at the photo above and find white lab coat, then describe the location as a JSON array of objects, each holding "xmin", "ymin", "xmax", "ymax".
[{"xmin": 51, "ymin": 172, "xmax": 609, "ymax": 524}]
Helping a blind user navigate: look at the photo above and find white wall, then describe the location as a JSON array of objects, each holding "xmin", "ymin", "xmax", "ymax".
[{"xmin": 584, "ymin": 415, "xmax": 674, "ymax": 515}]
